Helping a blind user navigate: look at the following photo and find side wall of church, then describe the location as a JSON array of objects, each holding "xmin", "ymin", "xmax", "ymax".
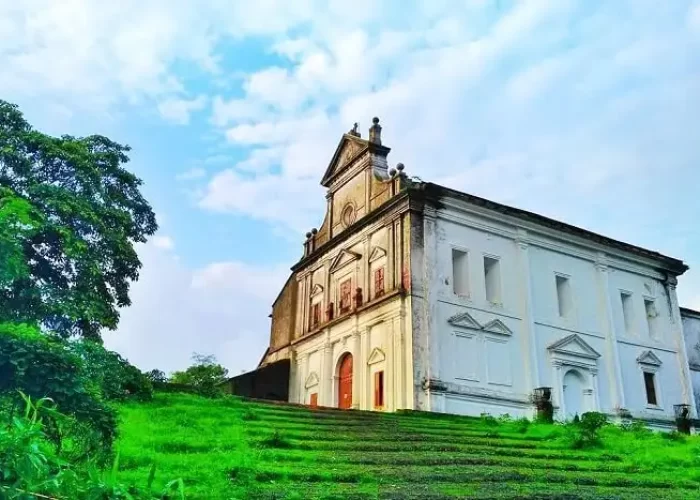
[
  {"xmin": 415, "ymin": 197, "xmax": 695, "ymax": 424},
  {"xmin": 682, "ymin": 309, "xmax": 700, "ymax": 415},
  {"xmin": 287, "ymin": 210, "xmax": 414, "ymax": 412}
]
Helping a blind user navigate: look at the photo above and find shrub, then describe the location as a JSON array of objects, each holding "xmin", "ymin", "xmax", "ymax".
[
  {"xmin": 479, "ymin": 413, "xmax": 499, "ymax": 427},
  {"xmin": 170, "ymin": 353, "xmax": 229, "ymax": 398},
  {"xmin": 567, "ymin": 411, "xmax": 607, "ymax": 449},
  {"xmin": 514, "ymin": 417, "xmax": 531, "ymax": 434},
  {"xmin": 69, "ymin": 340, "xmax": 153, "ymax": 402},
  {"xmin": 0, "ymin": 322, "xmax": 118, "ymax": 452},
  {"xmin": 259, "ymin": 430, "xmax": 292, "ymax": 449},
  {"xmin": 242, "ymin": 409, "xmax": 260, "ymax": 421}
]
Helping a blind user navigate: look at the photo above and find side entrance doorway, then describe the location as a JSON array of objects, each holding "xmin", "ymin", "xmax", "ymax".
[{"xmin": 338, "ymin": 353, "xmax": 353, "ymax": 409}]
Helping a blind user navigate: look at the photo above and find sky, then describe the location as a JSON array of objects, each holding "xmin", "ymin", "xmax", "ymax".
[{"xmin": 2, "ymin": 0, "xmax": 700, "ymax": 376}]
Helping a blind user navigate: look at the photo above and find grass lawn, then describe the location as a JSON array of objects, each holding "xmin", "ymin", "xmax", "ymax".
[{"xmin": 116, "ymin": 392, "xmax": 700, "ymax": 499}]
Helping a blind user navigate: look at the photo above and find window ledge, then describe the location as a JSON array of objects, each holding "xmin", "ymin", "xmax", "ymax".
[{"xmin": 645, "ymin": 404, "xmax": 663, "ymax": 411}]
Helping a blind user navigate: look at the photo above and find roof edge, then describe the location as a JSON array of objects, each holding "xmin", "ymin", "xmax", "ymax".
[{"xmin": 423, "ymin": 182, "xmax": 688, "ymax": 275}]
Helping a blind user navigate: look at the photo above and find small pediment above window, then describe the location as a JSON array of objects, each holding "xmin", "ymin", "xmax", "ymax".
[
  {"xmin": 329, "ymin": 249, "xmax": 361, "ymax": 273},
  {"xmin": 637, "ymin": 350, "xmax": 662, "ymax": 367},
  {"xmin": 447, "ymin": 312, "xmax": 481, "ymax": 330},
  {"xmin": 482, "ymin": 319, "xmax": 513, "ymax": 336},
  {"xmin": 311, "ymin": 284, "xmax": 324, "ymax": 297},
  {"xmin": 305, "ymin": 372, "xmax": 320, "ymax": 388},
  {"xmin": 548, "ymin": 334, "xmax": 600, "ymax": 360},
  {"xmin": 368, "ymin": 246, "xmax": 387, "ymax": 263},
  {"xmin": 367, "ymin": 347, "xmax": 386, "ymax": 365}
]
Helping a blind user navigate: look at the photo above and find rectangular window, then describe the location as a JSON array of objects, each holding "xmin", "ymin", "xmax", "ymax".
[
  {"xmin": 374, "ymin": 371, "xmax": 384, "ymax": 409},
  {"xmin": 555, "ymin": 274, "xmax": 573, "ymax": 318},
  {"xmin": 311, "ymin": 302, "xmax": 321, "ymax": 329},
  {"xmin": 643, "ymin": 372, "xmax": 657, "ymax": 406},
  {"xmin": 621, "ymin": 292, "xmax": 634, "ymax": 334},
  {"xmin": 452, "ymin": 249, "xmax": 469, "ymax": 296},
  {"xmin": 310, "ymin": 392, "xmax": 318, "ymax": 408},
  {"xmin": 644, "ymin": 299, "xmax": 658, "ymax": 339},
  {"xmin": 374, "ymin": 267, "xmax": 385, "ymax": 298},
  {"xmin": 484, "ymin": 256, "xmax": 501, "ymax": 304},
  {"xmin": 339, "ymin": 280, "xmax": 352, "ymax": 314}
]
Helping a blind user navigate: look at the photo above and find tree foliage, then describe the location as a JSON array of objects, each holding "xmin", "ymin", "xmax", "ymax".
[
  {"xmin": 0, "ymin": 322, "xmax": 118, "ymax": 453},
  {"xmin": 170, "ymin": 353, "xmax": 229, "ymax": 397},
  {"xmin": 0, "ymin": 100, "xmax": 157, "ymax": 340}
]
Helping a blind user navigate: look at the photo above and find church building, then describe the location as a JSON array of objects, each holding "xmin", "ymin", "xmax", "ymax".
[{"xmin": 257, "ymin": 119, "xmax": 696, "ymax": 427}]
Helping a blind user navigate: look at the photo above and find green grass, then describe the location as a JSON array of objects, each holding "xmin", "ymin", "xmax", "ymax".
[{"xmin": 116, "ymin": 393, "xmax": 700, "ymax": 499}]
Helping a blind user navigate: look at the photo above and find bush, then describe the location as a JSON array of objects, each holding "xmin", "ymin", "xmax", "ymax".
[
  {"xmin": 567, "ymin": 411, "xmax": 607, "ymax": 449},
  {"xmin": 0, "ymin": 322, "xmax": 118, "ymax": 453},
  {"xmin": 69, "ymin": 340, "xmax": 153, "ymax": 402},
  {"xmin": 170, "ymin": 353, "xmax": 229, "ymax": 398}
]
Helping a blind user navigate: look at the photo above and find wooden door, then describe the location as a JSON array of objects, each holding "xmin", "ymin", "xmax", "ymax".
[
  {"xmin": 309, "ymin": 393, "xmax": 318, "ymax": 408},
  {"xmin": 338, "ymin": 354, "xmax": 353, "ymax": 409}
]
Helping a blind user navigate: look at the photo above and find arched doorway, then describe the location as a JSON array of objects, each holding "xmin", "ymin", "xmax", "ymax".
[
  {"xmin": 563, "ymin": 369, "xmax": 585, "ymax": 419},
  {"xmin": 337, "ymin": 353, "xmax": 353, "ymax": 409}
]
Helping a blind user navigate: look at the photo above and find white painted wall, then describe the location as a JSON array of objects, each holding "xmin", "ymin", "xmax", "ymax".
[
  {"xmin": 682, "ymin": 310, "xmax": 700, "ymax": 414},
  {"xmin": 416, "ymin": 197, "xmax": 694, "ymax": 425}
]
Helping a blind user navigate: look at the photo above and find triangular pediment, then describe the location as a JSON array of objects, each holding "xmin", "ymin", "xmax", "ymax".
[
  {"xmin": 368, "ymin": 246, "xmax": 387, "ymax": 263},
  {"xmin": 447, "ymin": 312, "xmax": 481, "ymax": 330},
  {"xmin": 329, "ymin": 249, "xmax": 361, "ymax": 273},
  {"xmin": 320, "ymin": 134, "xmax": 368, "ymax": 187},
  {"xmin": 367, "ymin": 347, "xmax": 386, "ymax": 365},
  {"xmin": 311, "ymin": 284, "xmax": 324, "ymax": 297},
  {"xmin": 482, "ymin": 319, "xmax": 513, "ymax": 336},
  {"xmin": 305, "ymin": 372, "xmax": 319, "ymax": 388},
  {"xmin": 548, "ymin": 334, "xmax": 600, "ymax": 360},
  {"xmin": 637, "ymin": 350, "xmax": 662, "ymax": 366}
]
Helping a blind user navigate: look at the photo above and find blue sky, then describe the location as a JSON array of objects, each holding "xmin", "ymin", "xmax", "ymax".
[{"xmin": 3, "ymin": 0, "xmax": 700, "ymax": 375}]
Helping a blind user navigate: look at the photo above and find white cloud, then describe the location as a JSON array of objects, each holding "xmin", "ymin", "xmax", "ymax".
[
  {"xmin": 689, "ymin": 3, "xmax": 700, "ymax": 34},
  {"xmin": 104, "ymin": 242, "xmax": 288, "ymax": 374},
  {"xmin": 151, "ymin": 235, "xmax": 175, "ymax": 250},
  {"xmin": 157, "ymin": 95, "xmax": 207, "ymax": 125}
]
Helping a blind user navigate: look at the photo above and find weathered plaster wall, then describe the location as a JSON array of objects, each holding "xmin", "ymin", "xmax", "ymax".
[
  {"xmin": 416, "ymin": 196, "xmax": 694, "ymax": 424},
  {"xmin": 682, "ymin": 310, "xmax": 700, "ymax": 414},
  {"xmin": 269, "ymin": 275, "xmax": 298, "ymax": 351}
]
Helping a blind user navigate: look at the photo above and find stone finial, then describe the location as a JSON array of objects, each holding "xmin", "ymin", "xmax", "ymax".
[
  {"xmin": 389, "ymin": 168, "xmax": 397, "ymax": 177},
  {"xmin": 311, "ymin": 228, "xmax": 318, "ymax": 235},
  {"xmin": 368, "ymin": 117, "xmax": 382, "ymax": 145},
  {"xmin": 305, "ymin": 231, "xmax": 312, "ymax": 239},
  {"xmin": 348, "ymin": 122, "xmax": 360, "ymax": 137},
  {"xmin": 396, "ymin": 162, "xmax": 404, "ymax": 172}
]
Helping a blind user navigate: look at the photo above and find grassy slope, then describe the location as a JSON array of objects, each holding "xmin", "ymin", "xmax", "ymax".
[{"xmin": 116, "ymin": 393, "xmax": 700, "ymax": 500}]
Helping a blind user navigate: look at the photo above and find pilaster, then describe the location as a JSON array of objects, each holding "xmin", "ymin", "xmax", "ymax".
[
  {"xmin": 393, "ymin": 315, "xmax": 404, "ymax": 409},
  {"xmin": 667, "ymin": 276, "xmax": 697, "ymax": 416},
  {"xmin": 320, "ymin": 338, "xmax": 333, "ymax": 406},
  {"xmin": 595, "ymin": 253, "xmax": 626, "ymax": 410},
  {"xmin": 515, "ymin": 229, "xmax": 539, "ymax": 391},
  {"xmin": 352, "ymin": 331, "xmax": 362, "ymax": 410}
]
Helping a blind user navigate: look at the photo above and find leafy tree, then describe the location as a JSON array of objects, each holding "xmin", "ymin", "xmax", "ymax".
[
  {"xmin": 69, "ymin": 340, "xmax": 153, "ymax": 402},
  {"xmin": 170, "ymin": 353, "xmax": 229, "ymax": 397},
  {"xmin": 0, "ymin": 100, "xmax": 157, "ymax": 340},
  {"xmin": 145, "ymin": 369, "xmax": 167, "ymax": 384},
  {"xmin": 0, "ymin": 322, "xmax": 117, "ymax": 453}
]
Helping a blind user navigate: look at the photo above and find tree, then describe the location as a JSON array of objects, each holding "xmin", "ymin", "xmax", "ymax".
[
  {"xmin": 0, "ymin": 100, "xmax": 157, "ymax": 340},
  {"xmin": 170, "ymin": 353, "xmax": 229, "ymax": 397},
  {"xmin": 145, "ymin": 369, "xmax": 167, "ymax": 384}
]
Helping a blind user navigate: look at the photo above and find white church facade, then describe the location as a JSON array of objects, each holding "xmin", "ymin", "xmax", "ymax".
[{"xmin": 257, "ymin": 119, "xmax": 696, "ymax": 428}]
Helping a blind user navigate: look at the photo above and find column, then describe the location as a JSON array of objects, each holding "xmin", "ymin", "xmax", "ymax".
[
  {"xmin": 320, "ymin": 340, "xmax": 333, "ymax": 406},
  {"xmin": 361, "ymin": 327, "xmax": 371, "ymax": 409},
  {"xmin": 298, "ymin": 353, "xmax": 309, "ymax": 405},
  {"xmin": 553, "ymin": 363, "xmax": 564, "ymax": 417},
  {"xmin": 594, "ymin": 253, "xmax": 625, "ymax": 410},
  {"xmin": 352, "ymin": 331, "xmax": 361, "ymax": 410},
  {"xmin": 591, "ymin": 369, "xmax": 601, "ymax": 411},
  {"xmin": 386, "ymin": 325, "xmax": 395, "ymax": 412},
  {"xmin": 288, "ymin": 349, "xmax": 298, "ymax": 403},
  {"xmin": 393, "ymin": 315, "xmax": 404, "ymax": 410},
  {"xmin": 515, "ymin": 229, "xmax": 539, "ymax": 391},
  {"xmin": 667, "ymin": 276, "xmax": 697, "ymax": 416}
]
